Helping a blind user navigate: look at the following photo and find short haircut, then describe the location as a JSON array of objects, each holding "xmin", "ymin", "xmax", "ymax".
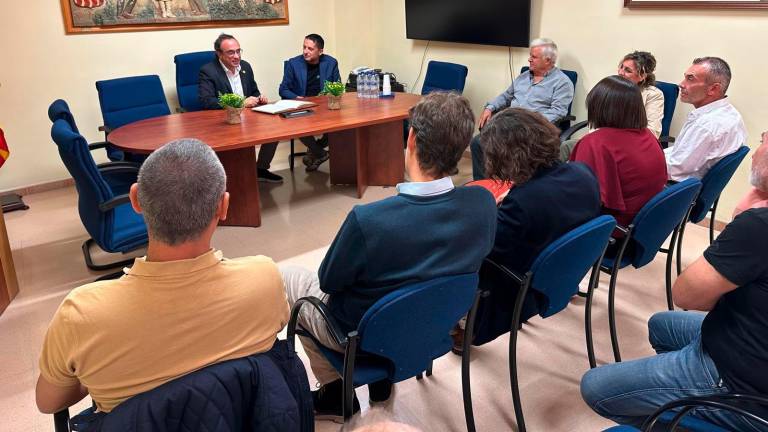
[
  {"xmin": 693, "ymin": 56, "xmax": 732, "ymax": 95},
  {"xmin": 408, "ymin": 92, "xmax": 475, "ymax": 178},
  {"xmin": 587, "ymin": 75, "xmax": 647, "ymax": 130},
  {"xmin": 214, "ymin": 33, "xmax": 236, "ymax": 52},
  {"xmin": 530, "ymin": 38, "xmax": 558, "ymax": 63},
  {"xmin": 751, "ymin": 143, "xmax": 768, "ymax": 192},
  {"xmin": 305, "ymin": 33, "xmax": 325, "ymax": 49},
  {"xmin": 137, "ymin": 139, "xmax": 226, "ymax": 245},
  {"xmin": 621, "ymin": 51, "xmax": 657, "ymax": 88},
  {"xmin": 481, "ymin": 108, "xmax": 560, "ymax": 184}
]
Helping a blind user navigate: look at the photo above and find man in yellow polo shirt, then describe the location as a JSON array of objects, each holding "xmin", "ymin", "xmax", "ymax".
[{"xmin": 35, "ymin": 139, "xmax": 289, "ymax": 414}]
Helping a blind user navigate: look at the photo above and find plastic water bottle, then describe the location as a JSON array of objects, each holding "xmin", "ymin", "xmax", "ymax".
[
  {"xmin": 357, "ymin": 73, "xmax": 363, "ymax": 98},
  {"xmin": 373, "ymin": 73, "xmax": 380, "ymax": 98},
  {"xmin": 364, "ymin": 73, "xmax": 373, "ymax": 99}
]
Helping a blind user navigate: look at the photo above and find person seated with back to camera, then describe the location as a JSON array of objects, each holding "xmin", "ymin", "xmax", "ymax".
[
  {"xmin": 560, "ymin": 50, "xmax": 665, "ymax": 160},
  {"xmin": 733, "ymin": 130, "xmax": 768, "ymax": 217},
  {"xmin": 452, "ymin": 108, "xmax": 601, "ymax": 353},
  {"xmin": 281, "ymin": 92, "xmax": 497, "ymax": 421},
  {"xmin": 278, "ymin": 33, "xmax": 341, "ymax": 173},
  {"xmin": 569, "ymin": 75, "xmax": 668, "ymax": 228}
]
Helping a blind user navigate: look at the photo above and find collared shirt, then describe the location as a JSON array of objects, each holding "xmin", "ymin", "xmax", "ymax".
[
  {"xmin": 485, "ymin": 67, "xmax": 574, "ymax": 123},
  {"xmin": 219, "ymin": 60, "xmax": 244, "ymax": 97},
  {"xmin": 664, "ymin": 97, "xmax": 747, "ymax": 181},
  {"xmin": 396, "ymin": 176, "xmax": 454, "ymax": 196}
]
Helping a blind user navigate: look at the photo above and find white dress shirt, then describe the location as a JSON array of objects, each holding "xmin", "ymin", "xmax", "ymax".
[
  {"xmin": 396, "ymin": 176, "xmax": 454, "ymax": 196},
  {"xmin": 219, "ymin": 60, "xmax": 244, "ymax": 97},
  {"xmin": 664, "ymin": 97, "xmax": 747, "ymax": 181}
]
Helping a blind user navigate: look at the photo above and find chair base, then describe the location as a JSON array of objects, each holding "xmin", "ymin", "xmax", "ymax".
[
  {"xmin": 289, "ymin": 138, "xmax": 308, "ymax": 171},
  {"xmin": 1, "ymin": 193, "xmax": 29, "ymax": 213},
  {"xmin": 82, "ymin": 238, "xmax": 137, "ymax": 271}
]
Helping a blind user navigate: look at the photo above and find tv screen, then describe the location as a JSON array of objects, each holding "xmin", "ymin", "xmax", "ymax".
[{"xmin": 405, "ymin": 0, "xmax": 531, "ymax": 47}]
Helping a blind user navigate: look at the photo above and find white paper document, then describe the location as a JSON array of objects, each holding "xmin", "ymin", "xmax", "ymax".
[{"xmin": 252, "ymin": 99, "xmax": 315, "ymax": 114}]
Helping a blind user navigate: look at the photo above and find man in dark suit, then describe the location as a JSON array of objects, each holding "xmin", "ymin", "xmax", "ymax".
[
  {"xmin": 199, "ymin": 33, "xmax": 282, "ymax": 183},
  {"xmin": 279, "ymin": 34, "xmax": 341, "ymax": 172}
]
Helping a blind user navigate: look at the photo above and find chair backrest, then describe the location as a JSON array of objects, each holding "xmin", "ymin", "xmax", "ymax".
[
  {"xmin": 47, "ymin": 99, "xmax": 80, "ymax": 133},
  {"xmin": 521, "ymin": 66, "xmax": 578, "ymax": 129},
  {"xmin": 50, "ymin": 118, "xmax": 115, "ymax": 244},
  {"xmin": 654, "ymin": 81, "xmax": 679, "ymax": 138},
  {"xmin": 629, "ymin": 178, "xmax": 703, "ymax": 268},
  {"xmin": 357, "ymin": 273, "xmax": 478, "ymax": 382},
  {"xmin": 529, "ymin": 215, "xmax": 616, "ymax": 317},
  {"xmin": 421, "ymin": 61, "xmax": 469, "ymax": 95},
  {"xmin": 689, "ymin": 146, "xmax": 750, "ymax": 223},
  {"xmin": 174, "ymin": 51, "xmax": 215, "ymax": 112},
  {"xmin": 95, "ymin": 75, "xmax": 171, "ymax": 130}
]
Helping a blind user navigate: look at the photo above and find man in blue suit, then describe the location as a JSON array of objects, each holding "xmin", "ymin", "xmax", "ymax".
[{"xmin": 279, "ymin": 34, "xmax": 341, "ymax": 172}]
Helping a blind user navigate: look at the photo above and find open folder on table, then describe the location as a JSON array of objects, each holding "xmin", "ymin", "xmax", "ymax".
[{"xmin": 252, "ymin": 99, "xmax": 318, "ymax": 115}]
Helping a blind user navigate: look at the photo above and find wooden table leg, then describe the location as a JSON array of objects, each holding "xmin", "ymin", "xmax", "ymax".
[
  {"xmin": 218, "ymin": 147, "xmax": 261, "ymax": 227},
  {"xmin": 329, "ymin": 121, "xmax": 405, "ymax": 198}
]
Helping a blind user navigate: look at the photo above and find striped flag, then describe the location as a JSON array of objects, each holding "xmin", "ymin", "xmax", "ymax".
[
  {"xmin": 73, "ymin": 0, "xmax": 105, "ymax": 8},
  {"xmin": 0, "ymin": 128, "xmax": 8, "ymax": 168}
]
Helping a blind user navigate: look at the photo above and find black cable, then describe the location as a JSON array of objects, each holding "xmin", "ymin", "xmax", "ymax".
[{"xmin": 410, "ymin": 41, "xmax": 431, "ymax": 93}]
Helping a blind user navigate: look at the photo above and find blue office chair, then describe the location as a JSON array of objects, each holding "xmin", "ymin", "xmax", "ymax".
[
  {"xmin": 463, "ymin": 216, "xmax": 616, "ymax": 432},
  {"xmin": 593, "ymin": 179, "xmax": 702, "ymax": 363},
  {"xmin": 602, "ymin": 394, "xmax": 768, "ymax": 432},
  {"xmin": 655, "ymin": 81, "xmax": 679, "ymax": 148},
  {"xmin": 95, "ymin": 75, "xmax": 171, "ymax": 162},
  {"xmin": 48, "ymin": 99, "xmax": 137, "ymax": 195},
  {"xmin": 520, "ymin": 66, "xmax": 578, "ymax": 136},
  {"xmin": 287, "ymin": 273, "xmax": 479, "ymax": 426},
  {"xmin": 53, "ymin": 340, "xmax": 313, "ymax": 432},
  {"xmin": 174, "ymin": 51, "xmax": 215, "ymax": 113},
  {"xmin": 422, "ymin": 61, "xmax": 469, "ymax": 95},
  {"xmin": 51, "ymin": 119, "xmax": 148, "ymax": 272}
]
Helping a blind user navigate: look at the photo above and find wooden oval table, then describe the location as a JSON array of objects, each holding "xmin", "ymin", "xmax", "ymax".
[{"xmin": 108, "ymin": 93, "xmax": 422, "ymax": 227}]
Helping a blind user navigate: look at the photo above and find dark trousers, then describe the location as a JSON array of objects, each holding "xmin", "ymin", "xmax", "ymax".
[
  {"xmin": 470, "ymin": 135, "xmax": 485, "ymax": 180},
  {"xmin": 257, "ymin": 142, "xmax": 278, "ymax": 170}
]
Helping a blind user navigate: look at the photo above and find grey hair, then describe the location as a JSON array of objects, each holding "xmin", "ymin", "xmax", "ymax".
[
  {"xmin": 137, "ymin": 138, "xmax": 226, "ymax": 245},
  {"xmin": 751, "ymin": 147, "xmax": 768, "ymax": 192},
  {"xmin": 693, "ymin": 57, "xmax": 732, "ymax": 95},
  {"xmin": 530, "ymin": 38, "xmax": 558, "ymax": 63}
]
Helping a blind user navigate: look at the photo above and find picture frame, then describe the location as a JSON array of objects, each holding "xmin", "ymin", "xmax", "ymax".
[
  {"xmin": 60, "ymin": 0, "xmax": 289, "ymax": 35},
  {"xmin": 624, "ymin": 0, "xmax": 768, "ymax": 9}
]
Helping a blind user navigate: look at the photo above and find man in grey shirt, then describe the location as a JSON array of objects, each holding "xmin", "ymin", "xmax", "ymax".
[{"xmin": 471, "ymin": 38, "xmax": 575, "ymax": 180}]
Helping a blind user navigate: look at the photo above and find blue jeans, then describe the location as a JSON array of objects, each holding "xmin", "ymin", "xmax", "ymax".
[{"xmin": 581, "ymin": 311, "xmax": 763, "ymax": 431}]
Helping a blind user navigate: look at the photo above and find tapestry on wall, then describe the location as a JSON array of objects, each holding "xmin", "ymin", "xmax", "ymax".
[{"xmin": 60, "ymin": 0, "xmax": 288, "ymax": 34}]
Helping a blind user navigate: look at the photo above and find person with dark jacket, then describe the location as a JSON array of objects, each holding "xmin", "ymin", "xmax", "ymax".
[{"xmin": 198, "ymin": 33, "xmax": 282, "ymax": 184}]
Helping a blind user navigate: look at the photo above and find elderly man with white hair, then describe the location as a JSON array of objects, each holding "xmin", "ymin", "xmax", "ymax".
[
  {"xmin": 471, "ymin": 38, "xmax": 575, "ymax": 179},
  {"xmin": 733, "ymin": 131, "xmax": 768, "ymax": 217}
]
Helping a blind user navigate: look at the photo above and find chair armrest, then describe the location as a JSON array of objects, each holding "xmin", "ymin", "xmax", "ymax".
[
  {"xmin": 659, "ymin": 136, "xmax": 675, "ymax": 144},
  {"xmin": 482, "ymin": 258, "xmax": 525, "ymax": 285},
  {"xmin": 642, "ymin": 394, "xmax": 768, "ymax": 431},
  {"xmin": 98, "ymin": 194, "xmax": 131, "ymax": 213},
  {"xmin": 88, "ymin": 141, "xmax": 109, "ymax": 151},
  {"xmin": 560, "ymin": 120, "xmax": 588, "ymax": 141},
  {"xmin": 613, "ymin": 224, "xmax": 630, "ymax": 236},
  {"xmin": 176, "ymin": 107, "xmax": 187, "ymax": 113},
  {"xmin": 53, "ymin": 408, "xmax": 70, "ymax": 432},
  {"xmin": 287, "ymin": 296, "xmax": 349, "ymax": 348},
  {"xmin": 97, "ymin": 162, "xmax": 140, "ymax": 174}
]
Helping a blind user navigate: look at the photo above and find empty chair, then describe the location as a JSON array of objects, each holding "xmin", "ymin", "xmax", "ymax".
[
  {"xmin": 421, "ymin": 60, "xmax": 469, "ymax": 94},
  {"xmin": 463, "ymin": 215, "xmax": 616, "ymax": 432},
  {"xmin": 95, "ymin": 75, "xmax": 171, "ymax": 162},
  {"xmin": 50, "ymin": 118, "xmax": 147, "ymax": 272},
  {"xmin": 287, "ymin": 273, "xmax": 479, "ymax": 426},
  {"xmin": 174, "ymin": 51, "xmax": 215, "ymax": 112},
  {"xmin": 53, "ymin": 340, "xmax": 313, "ymax": 432},
  {"xmin": 591, "ymin": 179, "xmax": 702, "ymax": 363}
]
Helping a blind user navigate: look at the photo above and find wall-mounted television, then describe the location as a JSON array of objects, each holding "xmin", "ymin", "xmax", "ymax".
[{"xmin": 405, "ymin": 0, "xmax": 531, "ymax": 48}]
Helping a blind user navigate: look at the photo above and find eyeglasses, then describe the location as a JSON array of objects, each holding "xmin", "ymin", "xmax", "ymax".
[{"xmin": 222, "ymin": 48, "xmax": 243, "ymax": 56}]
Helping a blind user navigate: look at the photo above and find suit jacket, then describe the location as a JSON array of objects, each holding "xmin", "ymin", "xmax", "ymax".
[
  {"xmin": 279, "ymin": 54, "xmax": 341, "ymax": 99},
  {"xmin": 198, "ymin": 59, "xmax": 261, "ymax": 110}
]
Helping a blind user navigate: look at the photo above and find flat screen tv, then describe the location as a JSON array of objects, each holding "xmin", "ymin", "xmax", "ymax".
[{"xmin": 405, "ymin": 0, "xmax": 531, "ymax": 47}]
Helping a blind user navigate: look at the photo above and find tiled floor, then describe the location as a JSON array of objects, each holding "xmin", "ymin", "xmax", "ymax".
[{"xmin": 0, "ymin": 145, "xmax": 715, "ymax": 431}]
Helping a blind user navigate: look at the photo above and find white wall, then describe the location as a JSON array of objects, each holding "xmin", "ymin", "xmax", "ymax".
[
  {"xmin": 0, "ymin": 0, "xmax": 336, "ymax": 191},
  {"xmin": 344, "ymin": 0, "xmax": 768, "ymax": 220},
  {"xmin": 3, "ymin": 0, "xmax": 767, "ymax": 219}
]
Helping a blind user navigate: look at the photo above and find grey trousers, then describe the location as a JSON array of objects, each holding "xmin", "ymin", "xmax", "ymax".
[{"xmin": 281, "ymin": 265, "xmax": 343, "ymax": 385}]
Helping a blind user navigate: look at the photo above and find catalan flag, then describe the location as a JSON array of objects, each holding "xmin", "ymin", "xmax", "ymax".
[{"xmin": 0, "ymin": 128, "xmax": 8, "ymax": 168}]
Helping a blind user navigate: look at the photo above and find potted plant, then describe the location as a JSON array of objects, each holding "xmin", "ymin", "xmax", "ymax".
[
  {"xmin": 218, "ymin": 92, "xmax": 245, "ymax": 124},
  {"xmin": 319, "ymin": 81, "xmax": 345, "ymax": 110}
]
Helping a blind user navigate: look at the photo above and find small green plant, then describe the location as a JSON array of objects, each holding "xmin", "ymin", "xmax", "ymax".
[
  {"xmin": 218, "ymin": 92, "xmax": 244, "ymax": 109},
  {"xmin": 319, "ymin": 81, "xmax": 345, "ymax": 97}
]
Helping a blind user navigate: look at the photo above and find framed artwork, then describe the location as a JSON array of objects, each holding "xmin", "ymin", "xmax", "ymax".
[
  {"xmin": 60, "ymin": 0, "xmax": 288, "ymax": 34},
  {"xmin": 624, "ymin": 0, "xmax": 768, "ymax": 9}
]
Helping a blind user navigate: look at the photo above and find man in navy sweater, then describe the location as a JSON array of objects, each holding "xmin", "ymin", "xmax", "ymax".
[{"xmin": 282, "ymin": 92, "xmax": 498, "ymax": 420}]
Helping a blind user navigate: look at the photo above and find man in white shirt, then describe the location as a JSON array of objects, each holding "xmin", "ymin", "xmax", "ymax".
[{"xmin": 665, "ymin": 57, "xmax": 747, "ymax": 181}]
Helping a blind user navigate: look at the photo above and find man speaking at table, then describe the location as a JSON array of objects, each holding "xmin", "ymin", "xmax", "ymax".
[{"xmin": 199, "ymin": 33, "xmax": 283, "ymax": 184}]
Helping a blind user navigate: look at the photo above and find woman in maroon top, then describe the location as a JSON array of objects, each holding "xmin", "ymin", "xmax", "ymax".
[{"xmin": 570, "ymin": 75, "xmax": 668, "ymax": 227}]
